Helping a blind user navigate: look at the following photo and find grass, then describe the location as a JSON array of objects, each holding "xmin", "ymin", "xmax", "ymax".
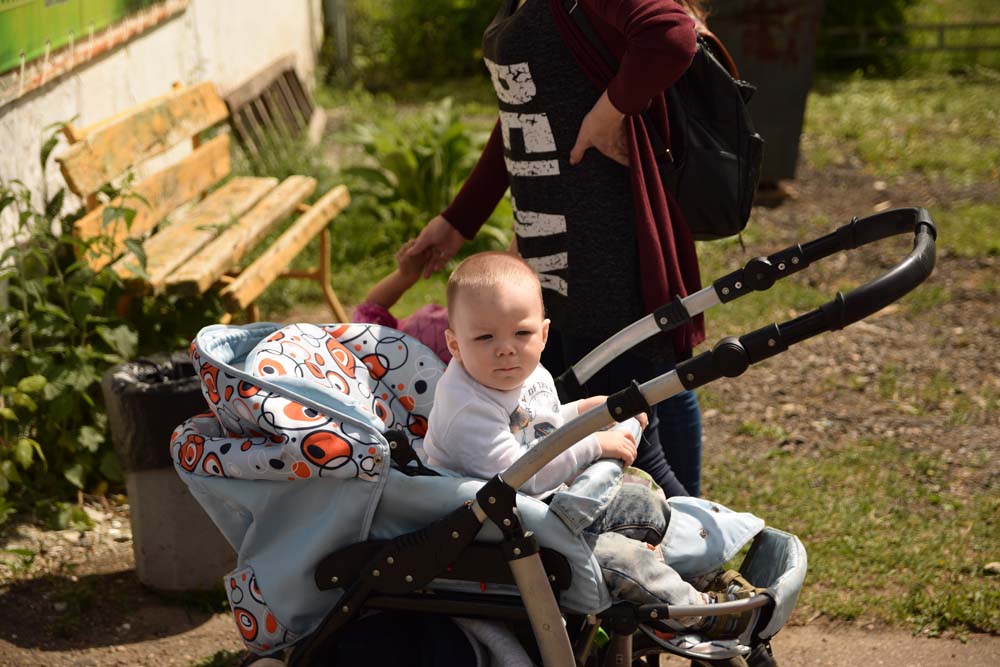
[
  {"xmin": 703, "ymin": 438, "xmax": 1000, "ymax": 634},
  {"xmin": 804, "ymin": 70, "xmax": 1000, "ymax": 184}
]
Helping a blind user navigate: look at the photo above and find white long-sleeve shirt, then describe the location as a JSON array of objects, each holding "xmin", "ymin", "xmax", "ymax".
[{"xmin": 423, "ymin": 360, "xmax": 601, "ymax": 498}]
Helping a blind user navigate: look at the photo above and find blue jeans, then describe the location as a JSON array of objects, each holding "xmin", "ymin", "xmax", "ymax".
[
  {"xmin": 583, "ymin": 483, "xmax": 703, "ymax": 607},
  {"xmin": 542, "ymin": 329, "xmax": 702, "ymax": 497}
]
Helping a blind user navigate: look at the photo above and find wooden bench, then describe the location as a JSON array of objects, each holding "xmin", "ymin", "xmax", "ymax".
[
  {"xmin": 56, "ymin": 81, "xmax": 350, "ymax": 323},
  {"xmin": 222, "ymin": 53, "xmax": 327, "ymax": 171}
]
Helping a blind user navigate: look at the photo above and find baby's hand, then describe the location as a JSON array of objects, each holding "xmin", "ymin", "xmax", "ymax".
[
  {"xmin": 395, "ymin": 239, "xmax": 431, "ymax": 281},
  {"xmin": 596, "ymin": 430, "xmax": 637, "ymax": 467}
]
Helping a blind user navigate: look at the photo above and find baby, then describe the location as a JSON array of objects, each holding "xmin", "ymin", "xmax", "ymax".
[
  {"xmin": 423, "ymin": 252, "xmax": 758, "ymax": 649},
  {"xmin": 422, "ymin": 250, "xmax": 641, "ymax": 497}
]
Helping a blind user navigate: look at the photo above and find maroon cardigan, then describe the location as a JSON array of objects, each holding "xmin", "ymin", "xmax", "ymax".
[{"xmin": 443, "ymin": 0, "xmax": 705, "ymax": 355}]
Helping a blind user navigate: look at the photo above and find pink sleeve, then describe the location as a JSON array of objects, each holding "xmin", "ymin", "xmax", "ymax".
[
  {"xmin": 352, "ymin": 302, "xmax": 399, "ymax": 328},
  {"xmin": 582, "ymin": 0, "xmax": 698, "ymax": 114}
]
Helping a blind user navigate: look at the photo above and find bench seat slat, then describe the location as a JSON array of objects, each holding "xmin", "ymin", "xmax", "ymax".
[
  {"xmin": 221, "ymin": 185, "xmax": 350, "ymax": 310},
  {"xmin": 58, "ymin": 82, "xmax": 230, "ymax": 197},
  {"xmin": 166, "ymin": 175, "xmax": 317, "ymax": 295},
  {"xmin": 73, "ymin": 134, "xmax": 231, "ymax": 271},
  {"xmin": 113, "ymin": 177, "xmax": 279, "ymax": 288}
]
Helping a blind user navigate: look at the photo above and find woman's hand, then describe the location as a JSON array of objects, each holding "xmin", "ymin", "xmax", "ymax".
[
  {"xmin": 596, "ymin": 430, "xmax": 638, "ymax": 467},
  {"xmin": 407, "ymin": 215, "xmax": 466, "ymax": 278},
  {"xmin": 394, "ymin": 239, "xmax": 430, "ymax": 282},
  {"xmin": 569, "ymin": 90, "xmax": 629, "ymax": 167}
]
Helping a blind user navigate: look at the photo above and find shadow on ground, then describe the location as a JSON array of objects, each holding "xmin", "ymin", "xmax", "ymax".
[{"xmin": 0, "ymin": 568, "xmax": 227, "ymax": 651}]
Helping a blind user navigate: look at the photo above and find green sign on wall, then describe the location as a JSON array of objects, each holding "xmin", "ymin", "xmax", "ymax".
[{"xmin": 0, "ymin": 0, "xmax": 157, "ymax": 74}]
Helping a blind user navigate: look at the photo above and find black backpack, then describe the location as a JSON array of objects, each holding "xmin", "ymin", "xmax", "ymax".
[{"xmin": 561, "ymin": 2, "xmax": 764, "ymax": 241}]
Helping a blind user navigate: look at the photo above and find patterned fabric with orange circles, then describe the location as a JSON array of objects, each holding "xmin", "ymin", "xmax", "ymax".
[
  {"xmin": 171, "ymin": 323, "xmax": 444, "ymax": 483},
  {"xmin": 225, "ymin": 563, "xmax": 300, "ymax": 654}
]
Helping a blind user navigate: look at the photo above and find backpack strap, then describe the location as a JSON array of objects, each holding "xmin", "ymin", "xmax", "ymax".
[{"xmin": 698, "ymin": 28, "xmax": 740, "ymax": 79}]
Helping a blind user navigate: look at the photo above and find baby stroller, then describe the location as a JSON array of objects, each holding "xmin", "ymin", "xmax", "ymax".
[{"xmin": 172, "ymin": 208, "xmax": 936, "ymax": 666}]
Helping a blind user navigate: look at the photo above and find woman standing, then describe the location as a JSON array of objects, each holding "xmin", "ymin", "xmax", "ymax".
[{"xmin": 407, "ymin": 0, "xmax": 706, "ymax": 497}]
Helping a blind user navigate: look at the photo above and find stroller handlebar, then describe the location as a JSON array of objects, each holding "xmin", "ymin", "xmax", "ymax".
[
  {"xmin": 518, "ymin": 209, "xmax": 936, "ymax": 489},
  {"xmin": 676, "ymin": 208, "xmax": 936, "ymax": 391},
  {"xmin": 556, "ymin": 207, "xmax": 937, "ymax": 398}
]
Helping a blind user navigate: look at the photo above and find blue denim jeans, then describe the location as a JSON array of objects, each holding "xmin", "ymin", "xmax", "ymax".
[
  {"xmin": 542, "ymin": 329, "xmax": 703, "ymax": 497},
  {"xmin": 583, "ymin": 483, "xmax": 703, "ymax": 607}
]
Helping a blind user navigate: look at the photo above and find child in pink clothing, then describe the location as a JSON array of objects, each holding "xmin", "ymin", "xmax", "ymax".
[{"xmin": 352, "ymin": 240, "xmax": 452, "ymax": 363}]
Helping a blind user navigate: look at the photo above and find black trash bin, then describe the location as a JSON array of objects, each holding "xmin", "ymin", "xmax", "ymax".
[
  {"xmin": 102, "ymin": 352, "xmax": 235, "ymax": 591},
  {"xmin": 708, "ymin": 0, "xmax": 826, "ymax": 186}
]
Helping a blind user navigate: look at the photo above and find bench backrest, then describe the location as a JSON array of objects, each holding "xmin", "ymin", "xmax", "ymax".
[{"xmin": 57, "ymin": 82, "xmax": 232, "ymax": 270}]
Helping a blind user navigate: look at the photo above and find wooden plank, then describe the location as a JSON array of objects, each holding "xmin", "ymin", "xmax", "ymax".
[
  {"xmin": 165, "ymin": 176, "xmax": 317, "ymax": 295},
  {"xmin": 73, "ymin": 134, "xmax": 231, "ymax": 271},
  {"xmin": 307, "ymin": 107, "xmax": 328, "ymax": 146},
  {"xmin": 58, "ymin": 82, "xmax": 229, "ymax": 196},
  {"xmin": 113, "ymin": 177, "xmax": 279, "ymax": 288},
  {"xmin": 222, "ymin": 53, "xmax": 298, "ymax": 111},
  {"xmin": 221, "ymin": 185, "xmax": 350, "ymax": 310}
]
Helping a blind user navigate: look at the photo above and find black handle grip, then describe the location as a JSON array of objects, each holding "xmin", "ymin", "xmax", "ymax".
[
  {"xmin": 714, "ymin": 207, "xmax": 936, "ymax": 303},
  {"xmin": 680, "ymin": 208, "xmax": 937, "ymax": 390}
]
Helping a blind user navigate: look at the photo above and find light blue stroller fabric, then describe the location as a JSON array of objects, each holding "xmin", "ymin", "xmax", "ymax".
[{"xmin": 173, "ymin": 323, "xmax": 768, "ymax": 654}]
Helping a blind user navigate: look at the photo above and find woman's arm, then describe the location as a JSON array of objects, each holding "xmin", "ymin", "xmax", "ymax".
[{"xmin": 582, "ymin": 0, "xmax": 698, "ymax": 113}]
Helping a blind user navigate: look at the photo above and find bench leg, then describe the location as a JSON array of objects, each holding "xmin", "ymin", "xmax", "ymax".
[{"xmin": 318, "ymin": 227, "xmax": 348, "ymax": 322}]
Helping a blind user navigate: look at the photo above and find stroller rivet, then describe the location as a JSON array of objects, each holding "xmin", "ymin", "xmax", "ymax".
[
  {"xmin": 503, "ymin": 518, "xmax": 511, "ymax": 526},
  {"xmin": 768, "ymin": 339, "xmax": 776, "ymax": 347},
  {"xmin": 778, "ymin": 263, "xmax": 786, "ymax": 271},
  {"xmin": 372, "ymin": 569, "xmax": 380, "ymax": 577},
  {"xmin": 686, "ymin": 373, "xmax": 695, "ymax": 382},
  {"xmin": 549, "ymin": 575, "xmax": 556, "ymax": 582},
  {"xmin": 387, "ymin": 556, "xmax": 395, "ymax": 564},
  {"xmin": 390, "ymin": 442, "xmax": 396, "ymax": 449},
  {"xmin": 792, "ymin": 256, "xmax": 800, "ymax": 264},
  {"xmin": 405, "ymin": 575, "xmax": 413, "ymax": 582},
  {"xmin": 722, "ymin": 287, "xmax": 730, "ymax": 295},
  {"xmin": 330, "ymin": 576, "xmax": 339, "ymax": 584},
  {"xmin": 513, "ymin": 547, "xmax": 522, "ymax": 555},
  {"xmin": 452, "ymin": 531, "xmax": 460, "ymax": 539},
  {"xmin": 342, "ymin": 606, "xmax": 350, "ymax": 613},
  {"xmin": 735, "ymin": 281, "xmax": 743, "ymax": 289},
  {"xmin": 700, "ymin": 528, "xmax": 709, "ymax": 539},
  {"xmin": 659, "ymin": 317, "xmax": 668, "ymax": 325},
  {"xmin": 614, "ymin": 407, "xmax": 622, "ymax": 414},
  {"xmin": 489, "ymin": 496, "xmax": 496, "ymax": 504},
  {"xmin": 650, "ymin": 610, "xmax": 659, "ymax": 619}
]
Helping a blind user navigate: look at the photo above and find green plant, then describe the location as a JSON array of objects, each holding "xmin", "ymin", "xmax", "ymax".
[
  {"xmin": 817, "ymin": 0, "xmax": 920, "ymax": 73},
  {"xmin": 323, "ymin": 0, "xmax": 496, "ymax": 89},
  {"xmin": 0, "ymin": 126, "xmax": 221, "ymax": 517},
  {"xmin": 336, "ymin": 98, "xmax": 510, "ymax": 272}
]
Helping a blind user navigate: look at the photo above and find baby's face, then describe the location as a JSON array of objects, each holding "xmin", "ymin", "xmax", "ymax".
[{"xmin": 446, "ymin": 282, "xmax": 549, "ymax": 392}]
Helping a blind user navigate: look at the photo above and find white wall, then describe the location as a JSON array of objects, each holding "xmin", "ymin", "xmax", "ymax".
[{"xmin": 0, "ymin": 0, "xmax": 324, "ymax": 247}]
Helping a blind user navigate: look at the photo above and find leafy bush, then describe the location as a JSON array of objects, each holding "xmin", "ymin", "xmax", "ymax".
[
  {"xmin": 323, "ymin": 0, "xmax": 495, "ymax": 88},
  {"xmin": 0, "ymin": 128, "xmax": 221, "ymax": 521},
  {"xmin": 817, "ymin": 0, "xmax": 920, "ymax": 73},
  {"xmin": 337, "ymin": 98, "xmax": 510, "ymax": 267}
]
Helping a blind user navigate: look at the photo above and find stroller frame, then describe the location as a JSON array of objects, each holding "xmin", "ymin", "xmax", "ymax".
[{"xmin": 280, "ymin": 208, "xmax": 936, "ymax": 666}]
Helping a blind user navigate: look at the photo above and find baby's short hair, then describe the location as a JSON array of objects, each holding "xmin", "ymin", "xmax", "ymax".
[{"xmin": 447, "ymin": 251, "xmax": 542, "ymax": 322}]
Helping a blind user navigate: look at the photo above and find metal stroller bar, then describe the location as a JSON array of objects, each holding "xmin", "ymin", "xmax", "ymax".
[{"xmin": 558, "ymin": 207, "xmax": 937, "ymax": 397}]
